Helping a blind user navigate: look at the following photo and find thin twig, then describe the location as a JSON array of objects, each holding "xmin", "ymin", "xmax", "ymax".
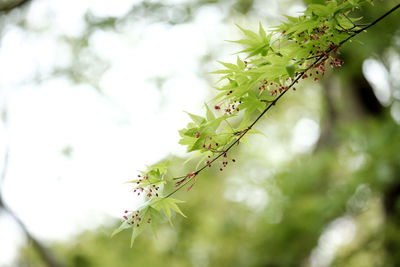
[
  {"xmin": 353, "ymin": 3, "xmax": 400, "ymax": 34},
  {"xmin": 0, "ymin": 0, "xmax": 32, "ymax": 13},
  {"xmin": 343, "ymin": 13, "xmax": 370, "ymax": 28},
  {"xmin": 0, "ymin": 93, "xmax": 63, "ymax": 267},
  {"xmin": 165, "ymin": 3, "xmax": 400, "ymax": 198}
]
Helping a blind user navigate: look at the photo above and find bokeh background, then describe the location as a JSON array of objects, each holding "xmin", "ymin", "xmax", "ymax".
[{"xmin": 0, "ymin": 0, "xmax": 399, "ymax": 266}]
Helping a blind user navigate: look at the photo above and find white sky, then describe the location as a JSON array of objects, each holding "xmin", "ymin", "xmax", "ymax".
[{"xmin": 0, "ymin": 0, "xmax": 237, "ymax": 264}]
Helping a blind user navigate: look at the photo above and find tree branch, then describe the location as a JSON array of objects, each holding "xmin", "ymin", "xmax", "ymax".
[
  {"xmin": 0, "ymin": 109, "xmax": 63, "ymax": 267},
  {"xmin": 167, "ymin": 3, "xmax": 400, "ymax": 196},
  {"xmin": 0, "ymin": 200, "xmax": 64, "ymax": 267},
  {"xmin": 0, "ymin": 0, "xmax": 32, "ymax": 13}
]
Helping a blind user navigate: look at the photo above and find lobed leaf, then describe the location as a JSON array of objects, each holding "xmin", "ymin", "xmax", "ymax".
[{"xmin": 152, "ymin": 198, "xmax": 186, "ymax": 225}]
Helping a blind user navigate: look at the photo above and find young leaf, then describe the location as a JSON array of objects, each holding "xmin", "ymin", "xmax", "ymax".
[
  {"xmin": 205, "ymin": 103, "xmax": 215, "ymax": 121},
  {"xmin": 235, "ymin": 24, "xmax": 261, "ymax": 42},
  {"xmin": 111, "ymin": 220, "xmax": 131, "ymax": 238},
  {"xmin": 148, "ymin": 206, "xmax": 164, "ymax": 237},
  {"xmin": 307, "ymin": 4, "xmax": 330, "ymax": 16},
  {"xmin": 152, "ymin": 197, "xmax": 186, "ymax": 225},
  {"xmin": 258, "ymin": 22, "xmax": 267, "ymax": 41},
  {"xmin": 286, "ymin": 64, "xmax": 295, "ymax": 78},
  {"xmin": 185, "ymin": 112, "xmax": 206, "ymax": 125},
  {"xmin": 130, "ymin": 208, "xmax": 150, "ymax": 247}
]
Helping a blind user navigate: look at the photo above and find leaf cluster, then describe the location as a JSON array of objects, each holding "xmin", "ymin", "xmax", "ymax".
[{"xmin": 114, "ymin": 0, "xmax": 373, "ymax": 246}]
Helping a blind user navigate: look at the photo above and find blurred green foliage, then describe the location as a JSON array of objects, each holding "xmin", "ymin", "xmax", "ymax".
[{"xmin": 16, "ymin": 117, "xmax": 400, "ymax": 267}]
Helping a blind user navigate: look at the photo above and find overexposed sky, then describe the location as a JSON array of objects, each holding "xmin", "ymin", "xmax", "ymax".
[{"xmin": 0, "ymin": 0, "xmax": 250, "ymax": 264}]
